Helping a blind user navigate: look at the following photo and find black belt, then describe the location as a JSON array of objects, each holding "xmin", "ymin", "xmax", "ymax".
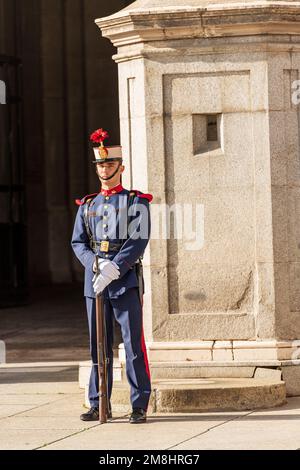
[{"xmin": 90, "ymin": 240, "xmax": 123, "ymax": 253}]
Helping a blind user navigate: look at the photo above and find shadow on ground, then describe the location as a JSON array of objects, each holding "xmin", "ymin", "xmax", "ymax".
[
  {"xmin": 0, "ymin": 366, "xmax": 79, "ymax": 383},
  {"xmin": 0, "ymin": 284, "xmax": 90, "ymax": 363}
]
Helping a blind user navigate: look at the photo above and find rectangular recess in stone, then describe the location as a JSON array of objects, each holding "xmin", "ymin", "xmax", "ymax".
[{"xmin": 192, "ymin": 113, "xmax": 222, "ymax": 155}]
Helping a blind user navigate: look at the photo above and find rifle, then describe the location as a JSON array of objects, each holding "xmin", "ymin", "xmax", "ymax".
[{"xmin": 95, "ymin": 256, "xmax": 111, "ymax": 424}]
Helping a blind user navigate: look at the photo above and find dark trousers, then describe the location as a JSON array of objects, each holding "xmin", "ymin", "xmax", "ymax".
[{"xmin": 85, "ymin": 287, "xmax": 151, "ymax": 411}]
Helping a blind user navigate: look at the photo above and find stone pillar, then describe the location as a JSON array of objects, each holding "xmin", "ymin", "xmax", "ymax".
[{"xmin": 96, "ymin": 0, "xmax": 300, "ymax": 394}]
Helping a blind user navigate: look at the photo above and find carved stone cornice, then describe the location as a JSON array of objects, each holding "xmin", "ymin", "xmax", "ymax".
[{"xmin": 96, "ymin": 2, "xmax": 300, "ymax": 48}]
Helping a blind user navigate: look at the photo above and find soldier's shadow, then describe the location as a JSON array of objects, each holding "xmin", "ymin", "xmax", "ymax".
[{"xmin": 110, "ymin": 402, "xmax": 300, "ymax": 423}]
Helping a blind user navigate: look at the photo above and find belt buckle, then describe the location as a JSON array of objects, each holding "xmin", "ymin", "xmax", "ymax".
[{"xmin": 100, "ymin": 241, "xmax": 109, "ymax": 253}]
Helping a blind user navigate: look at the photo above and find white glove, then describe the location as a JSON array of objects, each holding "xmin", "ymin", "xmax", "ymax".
[
  {"xmin": 92, "ymin": 260, "xmax": 120, "ymax": 295},
  {"xmin": 93, "ymin": 273, "xmax": 111, "ymax": 296},
  {"xmin": 100, "ymin": 260, "xmax": 120, "ymax": 280},
  {"xmin": 93, "ymin": 258, "xmax": 120, "ymax": 279}
]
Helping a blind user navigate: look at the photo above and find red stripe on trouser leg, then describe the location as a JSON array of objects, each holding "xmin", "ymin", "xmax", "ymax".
[
  {"xmin": 141, "ymin": 326, "xmax": 151, "ymax": 380},
  {"xmin": 140, "ymin": 297, "xmax": 151, "ymax": 380}
]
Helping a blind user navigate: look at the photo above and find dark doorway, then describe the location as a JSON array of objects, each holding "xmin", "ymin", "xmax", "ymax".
[{"xmin": 0, "ymin": 55, "xmax": 28, "ymax": 307}]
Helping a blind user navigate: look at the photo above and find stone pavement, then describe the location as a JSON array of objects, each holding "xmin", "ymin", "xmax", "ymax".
[{"xmin": 0, "ymin": 365, "xmax": 300, "ymax": 450}]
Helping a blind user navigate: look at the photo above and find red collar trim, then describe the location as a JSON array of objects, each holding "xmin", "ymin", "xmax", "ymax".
[{"xmin": 100, "ymin": 184, "xmax": 123, "ymax": 197}]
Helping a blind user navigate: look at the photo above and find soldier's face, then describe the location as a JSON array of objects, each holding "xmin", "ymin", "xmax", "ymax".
[{"xmin": 96, "ymin": 162, "xmax": 124, "ymax": 182}]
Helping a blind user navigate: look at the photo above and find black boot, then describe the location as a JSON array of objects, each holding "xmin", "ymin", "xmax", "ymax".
[
  {"xmin": 129, "ymin": 408, "xmax": 147, "ymax": 424},
  {"xmin": 80, "ymin": 406, "xmax": 99, "ymax": 421},
  {"xmin": 80, "ymin": 406, "xmax": 112, "ymax": 421}
]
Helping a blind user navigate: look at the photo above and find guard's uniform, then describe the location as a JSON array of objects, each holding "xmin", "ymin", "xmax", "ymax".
[{"xmin": 71, "ymin": 183, "xmax": 152, "ymax": 411}]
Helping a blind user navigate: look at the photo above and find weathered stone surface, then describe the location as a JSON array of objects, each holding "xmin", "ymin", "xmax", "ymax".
[
  {"xmin": 97, "ymin": 1, "xmax": 300, "ymax": 47},
  {"xmin": 154, "ymin": 379, "xmax": 286, "ymax": 413},
  {"xmin": 254, "ymin": 367, "xmax": 282, "ymax": 381},
  {"xmin": 149, "ymin": 365, "xmax": 256, "ymax": 380}
]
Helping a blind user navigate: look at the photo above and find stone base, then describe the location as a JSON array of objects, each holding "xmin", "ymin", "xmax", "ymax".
[
  {"xmin": 120, "ymin": 341, "xmax": 300, "ymax": 396},
  {"xmin": 282, "ymin": 365, "xmax": 300, "ymax": 397},
  {"xmin": 79, "ymin": 340, "xmax": 300, "ymax": 410},
  {"xmin": 84, "ymin": 377, "xmax": 286, "ymax": 412},
  {"xmin": 79, "ymin": 360, "xmax": 287, "ymax": 411},
  {"xmin": 79, "ymin": 360, "xmax": 300, "ymax": 411},
  {"xmin": 119, "ymin": 341, "xmax": 300, "ymax": 363}
]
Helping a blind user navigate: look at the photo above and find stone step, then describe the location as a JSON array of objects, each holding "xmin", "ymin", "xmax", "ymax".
[
  {"xmin": 84, "ymin": 377, "xmax": 286, "ymax": 412},
  {"xmin": 79, "ymin": 359, "xmax": 284, "ymax": 384},
  {"xmin": 0, "ymin": 361, "xmax": 79, "ymax": 383}
]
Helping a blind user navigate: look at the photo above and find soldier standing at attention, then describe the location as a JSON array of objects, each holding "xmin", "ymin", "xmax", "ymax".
[{"xmin": 71, "ymin": 128, "xmax": 152, "ymax": 424}]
